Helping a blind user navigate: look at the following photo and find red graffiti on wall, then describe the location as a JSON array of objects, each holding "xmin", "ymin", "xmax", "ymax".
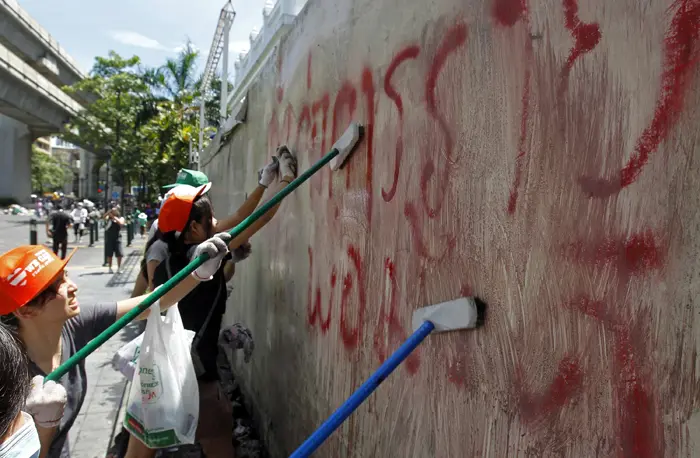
[
  {"xmin": 404, "ymin": 202, "xmax": 456, "ymax": 261},
  {"xmin": 421, "ymin": 22, "xmax": 467, "ymax": 218},
  {"xmin": 514, "ymin": 355, "xmax": 584, "ymax": 423},
  {"xmin": 382, "ymin": 46, "xmax": 420, "ymax": 203},
  {"xmin": 306, "ymin": 246, "xmax": 335, "ymax": 332},
  {"xmin": 565, "ymin": 295, "xmax": 661, "ymax": 457},
  {"xmin": 339, "ymin": 245, "xmax": 366, "ymax": 351},
  {"xmin": 579, "ymin": 0, "xmax": 700, "ymax": 197},
  {"xmin": 560, "ymin": 0, "xmax": 601, "ymax": 89},
  {"xmin": 373, "ymin": 258, "xmax": 420, "ymax": 374},
  {"xmin": 492, "ymin": 0, "xmax": 534, "ymax": 215},
  {"xmin": 563, "ymin": 230, "xmax": 664, "ymax": 276},
  {"xmin": 492, "ymin": 0, "xmax": 527, "ymax": 27},
  {"xmin": 361, "ymin": 67, "xmax": 375, "ymax": 224},
  {"xmin": 330, "ymin": 82, "xmax": 358, "ymax": 196}
]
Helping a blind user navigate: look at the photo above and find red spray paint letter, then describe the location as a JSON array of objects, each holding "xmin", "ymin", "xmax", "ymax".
[
  {"xmin": 382, "ymin": 46, "xmax": 420, "ymax": 203},
  {"xmin": 422, "ymin": 22, "xmax": 468, "ymax": 218}
]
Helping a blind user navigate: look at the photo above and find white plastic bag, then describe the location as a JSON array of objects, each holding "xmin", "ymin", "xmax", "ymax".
[
  {"xmin": 123, "ymin": 302, "xmax": 199, "ymax": 449},
  {"xmin": 113, "ymin": 329, "xmax": 195, "ymax": 381}
]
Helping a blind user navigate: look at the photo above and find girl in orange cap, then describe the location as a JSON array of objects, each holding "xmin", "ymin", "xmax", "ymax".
[
  {"xmin": 0, "ymin": 231, "xmax": 232, "ymax": 458},
  {"xmin": 124, "ymin": 147, "xmax": 297, "ymax": 457}
]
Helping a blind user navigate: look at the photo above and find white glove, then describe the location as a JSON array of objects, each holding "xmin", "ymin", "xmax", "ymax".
[
  {"xmin": 277, "ymin": 146, "xmax": 298, "ymax": 180},
  {"xmin": 192, "ymin": 232, "xmax": 232, "ymax": 281},
  {"xmin": 231, "ymin": 242, "xmax": 252, "ymax": 263},
  {"xmin": 25, "ymin": 375, "xmax": 67, "ymax": 428},
  {"xmin": 258, "ymin": 157, "xmax": 279, "ymax": 188}
]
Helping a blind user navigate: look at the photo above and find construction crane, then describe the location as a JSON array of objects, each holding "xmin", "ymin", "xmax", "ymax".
[{"xmin": 194, "ymin": 1, "xmax": 235, "ymax": 168}]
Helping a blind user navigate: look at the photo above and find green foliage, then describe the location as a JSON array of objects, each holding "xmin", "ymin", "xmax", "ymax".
[
  {"xmin": 31, "ymin": 146, "xmax": 66, "ymax": 193},
  {"xmin": 60, "ymin": 45, "xmax": 227, "ymax": 203}
]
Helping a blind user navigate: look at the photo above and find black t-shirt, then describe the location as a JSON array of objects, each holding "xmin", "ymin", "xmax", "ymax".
[
  {"xmin": 50, "ymin": 211, "xmax": 72, "ymax": 239},
  {"xmin": 105, "ymin": 218, "xmax": 122, "ymax": 240},
  {"xmin": 152, "ymin": 244, "xmax": 229, "ymax": 336}
]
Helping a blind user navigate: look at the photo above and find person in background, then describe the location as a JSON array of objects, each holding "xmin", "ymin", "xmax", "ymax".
[
  {"xmin": 0, "ymin": 233, "xmax": 231, "ymax": 457},
  {"xmin": 137, "ymin": 212, "xmax": 147, "ymax": 238},
  {"xmin": 103, "ymin": 208, "xmax": 125, "ymax": 274},
  {"xmin": 0, "ymin": 324, "xmax": 68, "ymax": 458},
  {"xmin": 69, "ymin": 204, "xmax": 88, "ymax": 245},
  {"xmin": 46, "ymin": 205, "xmax": 71, "ymax": 260}
]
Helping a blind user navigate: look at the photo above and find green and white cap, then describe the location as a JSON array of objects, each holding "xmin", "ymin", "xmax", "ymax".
[{"xmin": 162, "ymin": 169, "xmax": 210, "ymax": 189}]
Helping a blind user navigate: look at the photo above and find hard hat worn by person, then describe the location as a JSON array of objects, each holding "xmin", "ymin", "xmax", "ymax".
[{"xmin": 0, "ymin": 236, "xmax": 231, "ymax": 457}]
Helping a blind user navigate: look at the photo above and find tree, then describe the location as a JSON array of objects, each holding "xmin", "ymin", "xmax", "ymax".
[{"xmin": 31, "ymin": 147, "xmax": 66, "ymax": 194}]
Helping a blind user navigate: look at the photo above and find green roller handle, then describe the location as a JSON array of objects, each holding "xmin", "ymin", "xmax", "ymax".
[{"xmin": 45, "ymin": 147, "xmax": 341, "ymax": 382}]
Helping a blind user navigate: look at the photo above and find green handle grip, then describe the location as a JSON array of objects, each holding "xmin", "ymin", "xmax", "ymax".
[{"xmin": 46, "ymin": 147, "xmax": 340, "ymax": 382}]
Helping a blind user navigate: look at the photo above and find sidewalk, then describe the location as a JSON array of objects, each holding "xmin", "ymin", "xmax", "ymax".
[{"xmin": 65, "ymin": 236, "xmax": 147, "ymax": 458}]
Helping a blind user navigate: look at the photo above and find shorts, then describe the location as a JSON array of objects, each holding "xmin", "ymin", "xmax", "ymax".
[{"xmin": 105, "ymin": 236, "xmax": 123, "ymax": 258}]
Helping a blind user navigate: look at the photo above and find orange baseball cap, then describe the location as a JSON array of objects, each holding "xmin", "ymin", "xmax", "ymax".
[
  {"xmin": 158, "ymin": 183, "xmax": 212, "ymax": 233},
  {"xmin": 0, "ymin": 245, "xmax": 76, "ymax": 315}
]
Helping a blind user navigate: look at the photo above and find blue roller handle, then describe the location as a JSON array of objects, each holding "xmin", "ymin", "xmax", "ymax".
[{"xmin": 289, "ymin": 320, "xmax": 436, "ymax": 458}]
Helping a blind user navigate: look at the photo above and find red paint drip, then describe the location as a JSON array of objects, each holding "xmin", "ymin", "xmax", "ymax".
[
  {"xmin": 307, "ymin": 247, "xmax": 334, "ymax": 332},
  {"xmin": 624, "ymin": 231, "xmax": 663, "ymax": 274},
  {"xmin": 580, "ymin": 0, "xmax": 700, "ymax": 197},
  {"xmin": 382, "ymin": 46, "xmax": 420, "ymax": 203},
  {"xmin": 276, "ymin": 87, "xmax": 284, "ymax": 103},
  {"xmin": 307, "ymin": 52, "xmax": 312, "ymax": 90},
  {"xmin": 492, "ymin": 0, "xmax": 527, "ymax": 27},
  {"xmin": 561, "ymin": 0, "xmax": 602, "ymax": 80},
  {"xmin": 517, "ymin": 356, "xmax": 584, "ymax": 423},
  {"xmin": 306, "ymin": 247, "xmax": 316, "ymax": 326},
  {"xmin": 566, "ymin": 297, "xmax": 662, "ymax": 455},
  {"xmin": 404, "ymin": 203, "xmax": 432, "ymax": 259},
  {"xmin": 614, "ymin": 328, "xmax": 658, "ymax": 457},
  {"xmin": 507, "ymin": 67, "xmax": 531, "ymax": 214},
  {"xmin": 373, "ymin": 258, "xmax": 420, "ymax": 374},
  {"xmin": 339, "ymin": 245, "xmax": 365, "ymax": 351},
  {"xmin": 331, "ymin": 82, "xmax": 357, "ymax": 197},
  {"xmin": 311, "ymin": 94, "xmax": 330, "ymax": 197},
  {"xmin": 422, "ymin": 22, "xmax": 467, "ymax": 218},
  {"xmin": 361, "ymin": 67, "xmax": 375, "ymax": 225}
]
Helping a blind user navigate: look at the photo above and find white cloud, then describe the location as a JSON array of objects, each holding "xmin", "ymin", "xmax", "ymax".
[
  {"xmin": 229, "ymin": 40, "xmax": 250, "ymax": 53},
  {"xmin": 109, "ymin": 30, "xmax": 167, "ymax": 50}
]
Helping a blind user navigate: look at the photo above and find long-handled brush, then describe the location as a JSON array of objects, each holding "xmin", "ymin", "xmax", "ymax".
[
  {"xmin": 45, "ymin": 122, "xmax": 365, "ymax": 382},
  {"xmin": 289, "ymin": 297, "xmax": 486, "ymax": 458}
]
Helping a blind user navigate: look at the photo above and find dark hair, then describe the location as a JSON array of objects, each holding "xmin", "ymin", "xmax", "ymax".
[
  {"xmin": 0, "ymin": 324, "xmax": 30, "ymax": 439},
  {"xmin": 140, "ymin": 194, "xmax": 214, "ymax": 280}
]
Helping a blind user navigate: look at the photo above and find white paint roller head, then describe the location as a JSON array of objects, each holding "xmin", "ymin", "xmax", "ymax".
[
  {"xmin": 412, "ymin": 297, "xmax": 487, "ymax": 332},
  {"xmin": 329, "ymin": 122, "xmax": 363, "ymax": 171}
]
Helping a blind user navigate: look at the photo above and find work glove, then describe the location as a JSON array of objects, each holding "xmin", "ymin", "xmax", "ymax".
[
  {"xmin": 25, "ymin": 375, "xmax": 67, "ymax": 428},
  {"xmin": 232, "ymin": 242, "xmax": 252, "ymax": 263},
  {"xmin": 277, "ymin": 146, "xmax": 298, "ymax": 180},
  {"xmin": 192, "ymin": 232, "xmax": 232, "ymax": 281},
  {"xmin": 258, "ymin": 157, "xmax": 279, "ymax": 188}
]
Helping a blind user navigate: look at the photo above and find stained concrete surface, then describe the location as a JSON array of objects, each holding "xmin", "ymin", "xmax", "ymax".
[{"xmin": 202, "ymin": 0, "xmax": 700, "ymax": 456}]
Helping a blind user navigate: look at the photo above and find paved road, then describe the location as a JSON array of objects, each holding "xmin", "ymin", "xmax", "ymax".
[{"xmin": 0, "ymin": 213, "xmax": 147, "ymax": 457}]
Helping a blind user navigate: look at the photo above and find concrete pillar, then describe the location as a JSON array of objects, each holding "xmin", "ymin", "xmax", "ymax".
[{"xmin": 0, "ymin": 114, "xmax": 33, "ymax": 203}]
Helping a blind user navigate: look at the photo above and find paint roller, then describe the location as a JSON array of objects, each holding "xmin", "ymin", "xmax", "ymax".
[
  {"xmin": 289, "ymin": 297, "xmax": 487, "ymax": 457},
  {"xmin": 45, "ymin": 122, "xmax": 365, "ymax": 382}
]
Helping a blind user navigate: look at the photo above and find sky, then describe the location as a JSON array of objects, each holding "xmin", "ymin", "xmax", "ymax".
[{"xmin": 19, "ymin": 0, "xmax": 272, "ymax": 76}]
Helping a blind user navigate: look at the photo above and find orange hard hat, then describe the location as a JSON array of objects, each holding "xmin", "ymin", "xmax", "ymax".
[
  {"xmin": 0, "ymin": 245, "xmax": 75, "ymax": 315},
  {"xmin": 157, "ymin": 183, "xmax": 211, "ymax": 233}
]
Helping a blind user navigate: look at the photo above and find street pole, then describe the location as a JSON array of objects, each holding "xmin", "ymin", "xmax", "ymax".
[{"xmin": 220, "ymin": 14, "xmax": 230, "ymax": 125}]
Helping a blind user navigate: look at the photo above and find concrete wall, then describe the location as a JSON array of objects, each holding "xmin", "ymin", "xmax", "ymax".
[
  {"xmin": 203, "ymin": 0, "xmax": 700, "ymax": 456},
  {"xmin": 0, "ymin": 113, "xmax": 32, "ymax": 202}
]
